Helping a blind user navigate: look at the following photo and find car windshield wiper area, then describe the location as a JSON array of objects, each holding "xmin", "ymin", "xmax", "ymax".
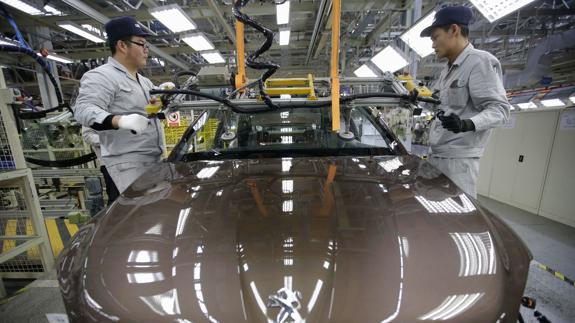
[{"xmin": 180, "ymin": 147, "xmax": 396, "ymax": 162}]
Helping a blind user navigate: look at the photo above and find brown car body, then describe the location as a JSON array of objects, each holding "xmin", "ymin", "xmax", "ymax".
[{"xmin": 57, "ymin": 154, "xmax": 531, "ymax": 322}]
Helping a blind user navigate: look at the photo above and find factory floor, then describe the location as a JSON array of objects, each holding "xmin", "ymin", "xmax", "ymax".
[{"xmin": 0, "ymin": 196, "xmax": 573, "ymax": 323}]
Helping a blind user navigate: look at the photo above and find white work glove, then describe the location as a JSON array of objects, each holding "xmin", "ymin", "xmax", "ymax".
[
  {"xmin": 158, "ymin": 82, "xmax": 175, "ymax": 90},
  {"xmin": 118, "ymin": 114, "xmax": 150, "ymax": 134}
]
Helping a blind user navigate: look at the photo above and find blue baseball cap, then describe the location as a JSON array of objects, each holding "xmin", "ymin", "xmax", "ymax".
[
  {"xmin": 105, "ymin": 16, "xmax": 149, "ymax": 42},
  {"xmin": 420, "ymin": 6, "xmax": 474, "ymax": 37}
]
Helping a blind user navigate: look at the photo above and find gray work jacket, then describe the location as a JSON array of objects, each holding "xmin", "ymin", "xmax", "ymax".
[
  {"xmin": 73, "ymin": 57, "xmax": 164, "ymax": 166},
  {"xmin": 429, "ymin": 43, "xmax": 510, "ymax": 158}
]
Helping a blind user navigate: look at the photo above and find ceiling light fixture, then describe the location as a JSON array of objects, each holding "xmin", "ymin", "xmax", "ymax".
[
  {"xmin": 279, "ymin": 29, "xmax": 290, "ymax": 46},
  {"xmin": 370, "ymin": 46, "xmax": 409, "ymax": 73},
  {"xmin": 57, "ymin": 21, "xmax": 106, "ymax": 43},
  {"xmin": 517, "ymin": 102, "xmax": 537, "ymax": 109},
  {"xmin": 43, "ymin": 4, "xmax": 62, "ymax": 15},
  {"xmin": 0, "ymin": 0, "xmax": 43, "ymax": 15},
  {"xmin": 353, "ymin": 64, "xmax": 378, "ymax": 78},
  {"xmin": 540, "ymin": 99, "xmax": 565, "ymax": 108},
  {"xmin": 201, "ymin": 51, "xmax": 225, "ymax": 64},
  {"xmin": 469, "ymin": 0, "xmax": 537, "ymax": 23},
  {"xmin": 182, "ymin": 33, "xmax": 214, "ymax": 51},
  {"xmin": 149, "ymin": 4, "xmax": 197, "ymax": 33},
  {"xmin": 400, "ymin": 10, "xmax": 436, "ymax": 57},
  {"xmin": 276, "ymin": 0, "xmax": 290, "ymax": 25},
  {"xmin": 37, "ymin": 52, "xmax": 74, "ymax": 64}
]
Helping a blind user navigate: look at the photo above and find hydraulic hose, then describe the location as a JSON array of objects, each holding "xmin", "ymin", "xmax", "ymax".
[{"xmin": 232, "ymin": 0, "xmax": 280, "ymax": 110}]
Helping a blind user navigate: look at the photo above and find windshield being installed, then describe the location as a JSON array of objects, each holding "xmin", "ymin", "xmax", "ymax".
[{"xmin": 171, "ymin": 106, "xmax": 404, "ymax": 161}]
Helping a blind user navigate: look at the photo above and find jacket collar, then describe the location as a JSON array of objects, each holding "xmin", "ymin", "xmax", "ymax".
[
  {"xmin": 450, "ymin": 42, "xmax": 474, "ymax": 68},
  {"xmin": 108, "ymin": 56, "xmax": 138, "ymax": 81}
]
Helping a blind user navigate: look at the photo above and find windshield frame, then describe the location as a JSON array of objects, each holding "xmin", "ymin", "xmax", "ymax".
[{"xmin": 167, "ymin": 105, "xmax": 408, "ymax": 162}]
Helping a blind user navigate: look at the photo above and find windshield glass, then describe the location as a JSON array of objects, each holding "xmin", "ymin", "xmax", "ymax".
[{"xmin": 171, "ymin": 106, "xmax": 403, "ymax": 161}]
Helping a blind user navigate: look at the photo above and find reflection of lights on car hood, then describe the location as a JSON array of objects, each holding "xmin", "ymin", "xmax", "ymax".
[
  {"xmin": 127, "ymin": 250, "xmax": 159, "ymax": 264},
  {"xmin": 418, "ymin": 292, "xmax": 484, "ymax": 320},
  {"xmin": 451, "ymin": 232, "xmax": 497, "ymax": 277},
  {"xmin": 283, "ymin": 200, "xmax": 293, "ymax": 213},
  {"xmin": 415, "ymin": 194, "xmax": 476, "ymax": 214},
  {"xmin": 144, "ymin": 223, "xmax": 163, "ymax": 235},
  {"xmin": 196, "ymin": 166, "xmax": 219, "ymax": 179},
  {"xmin": 127, "ymin": 272, "xmax": 165, "ymax": 284},
  {"xmin": 282, "ymin": 180, "xmax": 294, "ymax": 193},
  {"xmin": 175, "ymin": 208, "xmax": 191, "ymax": 237},
  {"xmin": 379, "ymin": 158, "xmax": 403, "ymax": 172},
  {"xmin": 139, "ymin": 288, "xmax": 182, "ymax": 316},
  {"xmin": 282, "ymin": 158, "xmax": 292, "ymax": 172},
  {"xmin": 307, "ymin": 279, "xmax": 324, "ymax": 312},
  {"xmin": 381, "ymin": 236, "xmax": 406, "ymax": 323}
]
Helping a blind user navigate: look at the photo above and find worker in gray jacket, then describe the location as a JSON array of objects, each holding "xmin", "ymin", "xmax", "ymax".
[
  {"xmin": 420, "ymin": 6, "xmax": 510, "ymax": 198},
  {"xmin": 74, "ymin": 16, "xmax": 164, "ymax": 195}
]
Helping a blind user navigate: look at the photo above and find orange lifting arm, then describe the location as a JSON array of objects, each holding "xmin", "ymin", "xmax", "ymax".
[{"xmin": 330, "ymin": 0, "xmax": 341, "ymax": 132}]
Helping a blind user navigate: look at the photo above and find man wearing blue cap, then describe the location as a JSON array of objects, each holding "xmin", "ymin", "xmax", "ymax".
[
  {"xmin": 420, "ymin": 5, "xmax": 510, "ymax": 198},
  {"xmin": 74, "ymin": 16, "xmax": 164, "ymax": 198}
]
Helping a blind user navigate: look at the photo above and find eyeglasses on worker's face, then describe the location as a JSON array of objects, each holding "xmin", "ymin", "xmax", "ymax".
[{"xmin": 126, "ymin": 40, "xmax": 149, "ymax": 49}]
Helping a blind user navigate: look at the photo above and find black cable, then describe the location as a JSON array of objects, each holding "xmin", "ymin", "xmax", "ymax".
[
  {"xmin": 25, "ymin": 153, "xmax": 97, "ymax": 167},
  {"xmin": 0, "ymin": 44, "xmax": 74, "ymax": 119},
  {"xmin": 0, "ymin": 45, "xmax": 64, "ymax": 105},
  {"xmin": 150, "ymin": 89, "xmax": 441, "ymax": 114},
  {"xmin": 232, "ymin": 0, "xmax": 280, "ymax": 110},
  {"xmin": 17, "ymin": 104, "xmax": 71, "ymax": 119},
  {"xmin": 150, "ymin": 89, "xmax": 270, "ymax": 113},
  {"xmin": 172, "ymin": 70, "xmax": 198, "ymax": 89}
]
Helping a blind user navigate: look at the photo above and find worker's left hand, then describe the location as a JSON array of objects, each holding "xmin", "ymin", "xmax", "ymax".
[{"xmin": 438, "ymin": 113, "xmax": 475, "ymax": 133}]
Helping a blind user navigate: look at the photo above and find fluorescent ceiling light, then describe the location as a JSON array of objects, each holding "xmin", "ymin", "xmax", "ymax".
[
  {"xmin": 182, "ymin": 33, "xmax": 214, "ymax": 51},
  {"xmin": 43, "ymin": 5, "xmax": 62, "ymax": 15},
  {"xmin": 276, "ymin": 0, "xmax": 290, "ymax": 25},
  {"xmin": 279, "ymin": 29, "xmax": 290, "ymax": 46},
  {"xmin": 517, "ymin": 102, "xmax": 537, "ymax": 109},
  {"xmin": 469, "ymin": 0, "xmax": 537, "ymax": 23},
  {"xmin": 37, "ymin": 52, "xmax": 74, "ymax": 64},
  {"xmin": 370, "ymin": 46, "xmax": 409, "ymax": 73},
  {"xmin": 0, "ymin": 38, "xmax": 17, "ymax": 46},
  {"xmin": 57, "ymin": 21, "xmax": 106, "ymax": 43},
  {"xmin": 81, "ymin": 24, "xmax": 104, "ymax": 37},
  {"xmin": 354, "ymin": 64, "xmax": 378, "ymax": 78},
  {"xmin": 201, "ymin": 51, "xmax": 225, "ymax": 64},
  {"xmin": 149, "ymin": 4, "xmax": 196, "ymax": 33},
  {"xmin": 569, "ymin": 96, "xmax": 575, "ymax": 104},
  {"xmin": 540, "ymin": 98, "xmax": 565, "ymax": 107},
  {"xmin": 400, "ymin": 11, "xmax": 436, "ymax": 57},
  {"xmin": 152, "ymin": 57, "xmax": 165, "ymax": 67},
  {"xmin": 0, "ymin": 0, "xmax": 43, "ymax": 15}
]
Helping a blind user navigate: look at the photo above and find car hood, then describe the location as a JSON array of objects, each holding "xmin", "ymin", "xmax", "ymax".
[{"xmin": 58, "ymin": 155, "xmax": 531, "ymax": 322}]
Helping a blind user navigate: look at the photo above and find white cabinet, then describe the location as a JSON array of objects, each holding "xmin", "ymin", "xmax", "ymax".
[
  {"xmin": 479, "ymin": 110, "xmax": 562, "ymax": 216},
  {"xmin": 509, "ymin": 111, "xmax": 558, "ymax": 213},
  {"xmin": 488, "ymin": 114, "xmax": 523, "ymax": 203},
  {"xmin": 477, "ymin": 129, "xmax": 496, "ymax": 196},
  {"xmin": 539, "ymin": 110, "xmax": 575, "ymax": 227}
]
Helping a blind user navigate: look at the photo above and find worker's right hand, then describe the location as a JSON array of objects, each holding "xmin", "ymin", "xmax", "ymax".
[{"xmin": 117, "ymin": 114, "xmax": 150, "ymax": 134}]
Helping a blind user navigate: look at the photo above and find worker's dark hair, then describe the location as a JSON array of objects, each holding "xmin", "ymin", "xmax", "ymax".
[
  {"xmin": 440, "ymin": 24, "xmax": 469, "ymax": 38},
  {"xmin": 108, "ymin": 36, "xmax": 133, "ymax": 55}
]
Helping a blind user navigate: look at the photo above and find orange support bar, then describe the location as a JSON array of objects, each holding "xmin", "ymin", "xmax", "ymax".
[
  {"xmin": 330, "ymin": 0, "xmax": 341, "ymax": 132},
  {"xmin": 235, "ymin": 20, "xmax": 247, "ymax": 90}
]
